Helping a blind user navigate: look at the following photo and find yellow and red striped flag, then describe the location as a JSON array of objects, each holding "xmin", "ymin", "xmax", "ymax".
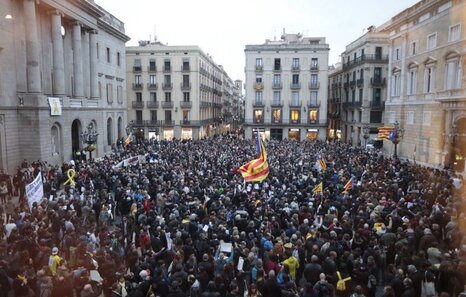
[
  {"xmin": 376, "ymin": 127, "xmax": 394, "ymax": 141},
  {"xmin": 312, "ymin": 182, "xmax": 323, "ymax": 194},
  {"xmin": 343, "ymin": 177, "xmax": 354, "ymax": 192},
  {"xmin": 239, "ymin": 133, "xmax": 269, "ymax": 183}
]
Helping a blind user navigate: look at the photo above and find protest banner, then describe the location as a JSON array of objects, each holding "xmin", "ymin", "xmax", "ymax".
[{"xmin": 26, "ymin": 172, "xmax": 43, "ymax": 209}]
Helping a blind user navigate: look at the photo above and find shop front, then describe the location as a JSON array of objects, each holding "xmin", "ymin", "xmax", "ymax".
[
  {"xmin": 181, "ymin": 128, "xmax": 193, "ymax": 140},
  {"xmin": 270, "ymin": 128, "xmax": 283, "ymax": 140},
  {"xmin": 306, "ymin": 129, "xmax": 318, "ymax": 140},
  {"xmin": 288, "ymin": 128, "xmax": 300, "ymax": 141},
  {"xmin": 328, "ymin": 129, "xmax": 342, "ymax": 140},
  {"xmin": 163, "ymin": 128, "xmax": 174, "ymax": 140}
]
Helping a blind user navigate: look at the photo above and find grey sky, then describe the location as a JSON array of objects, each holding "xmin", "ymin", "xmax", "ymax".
[{"xmin": 96, "ymin": 0, "xmax": 419, "ymax": 82}]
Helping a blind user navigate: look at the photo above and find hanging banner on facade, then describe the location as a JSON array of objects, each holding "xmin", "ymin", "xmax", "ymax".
[
  {"xmin": 48, "ymin": 97, "xmax": 62, "ymax": 116},
  {"xmin": 26, "ymin": 172, "xmax": 44, "ymax": 209}
]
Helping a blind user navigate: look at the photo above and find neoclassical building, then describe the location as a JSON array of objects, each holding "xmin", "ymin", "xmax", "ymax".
[
  {"xmin": 384, "ymin": 0, "xmax": 466, "ymax": 171},
  {"xmin": 244, "ymin": 31, "xmax": 330, "ymax": 140},
  {"xmin": 0, "ymin": 0, "xmax": 129, "ymax": 171}
]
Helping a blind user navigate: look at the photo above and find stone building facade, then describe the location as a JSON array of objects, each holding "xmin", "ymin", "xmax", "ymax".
[{"xmin": 0, "ymin": 0, "xmax": 129, "ymax": 171}]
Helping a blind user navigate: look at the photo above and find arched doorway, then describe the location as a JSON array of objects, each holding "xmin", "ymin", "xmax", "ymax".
[
  {"xmin": 117, "ymin": 117, "xmax": 123, "ymax": 140},
  {"xmin": 71, "ymin": 119, "xmax": 81, "ymax": 154},
  {"xmin": 107, "ymin": 117, "xmax": 113, "ymax": 146}
]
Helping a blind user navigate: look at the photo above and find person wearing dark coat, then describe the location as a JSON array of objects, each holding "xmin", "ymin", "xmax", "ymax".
[
  {"xmin": 400, "ymin": 278, "xmax": 416, "ymax": 297},
  {"xmin": 261, "ymin": 271, "xmax": 282, "ymax": 297},
  {"xmin": 52, "ymin": 275, "xmax": 74, "ymax": 297},
  {"xmin": 389, "ymin": 269, "xmax": 405, "ymax": 297}
]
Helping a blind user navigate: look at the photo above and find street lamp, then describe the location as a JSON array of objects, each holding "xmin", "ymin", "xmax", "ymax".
[
  {"xmin": 391, "ymin": 121, "xmax": 404, "ymax": 157},
  {"xmin": 362, "ymin": 124, "xmax": 370, "ymax": 147},
  {"xmin": 80, "ymin": 123, "xmax": 98, "ymax": 160}
]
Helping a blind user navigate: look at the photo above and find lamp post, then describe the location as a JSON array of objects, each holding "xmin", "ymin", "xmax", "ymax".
[
  {"xmin": 363, "ymin": 124, "xmax": 370, "ymax": 147},
  {"xmin": 80, "ymin": 123, "xmax": 98, "ymax": 160},
  {"xmin": 391, "ymin": 121, "xmax": 404, "ymax": 157}
]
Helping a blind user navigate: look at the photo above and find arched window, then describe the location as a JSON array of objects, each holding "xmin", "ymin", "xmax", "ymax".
[
  {"xmin": 107, "ymin": 118, "xmax": 113, "ymax": 145},
  {"xmin": 51, "ymin": 124, "xmax": 61, "ymax": 156},
  {"xmin": 117, "ymin": 117, "xmax": 123, "ymax": 139}
]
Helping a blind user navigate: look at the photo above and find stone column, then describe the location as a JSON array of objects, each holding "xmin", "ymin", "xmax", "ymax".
[
  {"xmin": 82, "ymin": 30, "xmax": 90, "ymax": 98},
  {"xmin": 72, "ymin": 22, "xmax": 84, "ymax": 98},
  {"xmin": 50, "ymin": 10, "xmax": 65, "ymax": 95},
  {"xmin": 89, "ymin": 30, "xmax": 99, "ymax": 99},
  {"xmin": 24, "ymin": 0, "xmax": 41, "ymax": 93}
]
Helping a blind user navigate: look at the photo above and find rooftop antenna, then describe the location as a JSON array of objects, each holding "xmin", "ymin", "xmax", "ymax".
[{"xmin": 153, "ymin": 24, "xmax": 157, "ymax": 42}]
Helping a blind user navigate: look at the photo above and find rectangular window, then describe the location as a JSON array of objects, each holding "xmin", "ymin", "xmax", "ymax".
[
  {"xmin": 164, "ymin": 75, "xmax": 171, "ymax": 84},
  {"xmin": 149, "ymin": 59, "xmax": 156, "ymax": 71},
  {"xmin": 388, "ymin": 111, "xmax": 396, "ymax": 124},
  {"xmin": 290, "ymin": 110, "xmax": 300, "ymax": 123},
  {"xmin": 255, "ymin": 58, "xmax": 263, "ymax": 67},
  {"xmin": 136, "ymin": 92, "xmax": 142, "ymax": 102},
  {"xmin": 134, "ymin": 75, "xmax": 141, "ymax": 84},
  {"xmin": 255, "ymin": 92, "xmax": 263, "ymax": 104},
  {"xmin": 427, "ymin": 33, "xmax": 437, "ymax": 50},
  {"xmin": 183, "ymin": 75, "xmax": 190, "ymax": 85},
  {"xmin": 449, "ymin": 24, "xmax": 460, "ymax": 42},
  {"xmin": 272, "ymin": 109, "xmax": 281, "ymax": 123},
  {"xmin": 370, "ymin": 111, "xmax": 382, "ymax": 123},
  {"xmin": 311, "ymin": 74, "xmax": 318, "ymax": 84},
  {"xmin": 273, "ymin": 91, "xmax": 281, "ymax": 104},
  {"xmin": 407, "ymin": 111, "xmax": 414, "ymax": 125},
  {"xmin": 149, "ymin": 75, "xmax": 156, "ymax": 85},
  {"xmin": 136, "ymin": 110, "xmax": 143, "ymax": 123},
  {"xmin": 392, "ymin": 74, "xmax": 400, "ymax": 96},
  {"xmin": 375, "ymin": 47, "xmax": 382, "ymax": 59},
  {"xmin": 408, "ymin": 70, "xmax": 417, "ymax": 95},
  {"xmin": 292, "ymin": 58, "xmax": 299, "ymax": 69},
  {"xmin": 411, "ymin": 41, "xmax": 417, "ymax": 55},
  {"xmin": 182, "ymin": 110, "xmax": 189, "ymax": 122},
  {"xmin": 255, "ymin": 74, "xmax": 263, "ymax": 83},
  {"xmin": 373, "ymin": 88, "xmax": 381, "ymax": 102},
  {"xmin": 183, "ymin": 92, "xmax": 190, "ymax": 102},
  {"xmin": 106, "ymin": 47, "xmax": 110, "ymax": 63},
  {"xmin": 182, "ymin": 60, "xmax": 190, "ymax": 71},
  {"xmin": 311, "ymin": 58, "xmax": 318, "ymax": 67},
  {"xmin": 96, "ymin": 43, "xmax": 99, "ymax": 60},
  {"xmin": 106, "ymin": 83, "xmax": 112, "ymax": 102},
  {"xmin": 165, "ymin": 92, "xmax": 171, "ymax": 102},
  {"xmin": 425, "ymin": 67, "xmax": 435, "ymax": 93},
  {"xmin": 274, "ymin": 58, "xmax": 281, "ymax": 70},
  {"xmin": 150, "ymin": 92, "xmax": 157, "ymax": 102},
  {"xmin": 254, "ymin": 109, "xmax": 263, "ymax": 123},
  {"xmin": 445, "ymin": 60, "xmax": 460, "ymax": 90},
  {"xmin": 360, "ymin": 69, "xmax": 364, "ymax": 79},
  {"xmin": 395, "ymin": 48, "xmax": 400, "ymax": 60},
  {"xmin": 150, "ymin": 111, "xmax": 157, "ymax": 122},
  {"xmin": 422, "ymin": 111, "xmax": 431, "ymax": 126},
  {"xmin": 291, "ymin": 92, "xmax": 300, "ymax": 106},
  {"xmin": 117, "ymin": 52, "xmax": 120, "ymax": 66},
  {"xmin": 117, "ymin": 86, "xmax": 122, "ymax": 103},
  {"xmin": 165, "ymin": 110, "xmax": 172, "ymax": 121},
  {"xmin": 164, "ymin": 59, "xmax": 171, "ymax": 71},
  {"xmin": 292, "ymin": 74, "xmax": 299, "ymax": 84},
  {"xmin": 359, "ymin": 88, "xmax": 363, "ymax": 101},
  {"xmin": 310, "ymin": 91, "xmax": 318, "ymax": 105},
  {"xmin": 309, "ymin": 110, "xmax": 318, "ymax": 124}
]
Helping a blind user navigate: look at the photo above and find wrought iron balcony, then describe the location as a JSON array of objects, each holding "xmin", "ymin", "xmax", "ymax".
[
  {"xmin": 132, "ymin": 83, "xmax": 143, "ymax": 90},
  {"xmin": 342, "ymin": 54, "xmax": 389, "ymax": 71},
  {"xmin": 161, "ymin": 101, "xmax": 173, "ymax": 109},
  {"xmin": 308, "ymin": 101, "xmax": 320, "ymax": 108},
  {"xmin": 159, "ymin": 120, "xmax": 175, "ymax": 126},
  {"xmin": 180, "ymin": 120, "xmax": 202, "ymax": 126},
  {"xmin": 255, "ymin": 65, "xmax": 263, "ymax": 71},
  {"xmin": 310, "ymin": 65, "xmax": 319, "ymax": 71},
  {"xmin": 291, "ymin": 65, "xmax": 300, "ymax": 71},
  {"xmin": 309, "ymin": 82, "xmax": 320, "ymax": 89},
  {"xmin": 370, "ymin": 77, "xmax": 386, "ymax": 87},
  {"xmin": 132, "ymin": 66, "xmax": 142, "ymax": 72},
  {"xmin": 271, "ymin": 101, "xmax": 283, "ymax": 107},
  {"xmin": 147, "ymin": 66, "xmax": 157, "ymax": 72},
  {"xmin": 290, "ymin": 82, "xmax": 301, "ymax": 89},
  {"xmin": 163, "ymin": 66, "xmax": 171, "ymax": 72},
  {"xmin": 144, "ymin": 120, "xmax": 159, "ymax": 127},
  {"xmin": 181, "ymin": 83, "xmax": 192, "ymax": 90},
  {"xmin": 132, "ymin": 101, "xmax": 144, "ymax": 108},
  {"xmin": 289, "ymin": 102, "xmax": 301, "ymax": 108},
  {"xmin": 253, "ymin": 101, "xmax": 265, "ymax": 108},
  {"xmin": 146, "ymin": 101, "xmax": 159, "ymax": 109},
  {"xmin": 162, "ymin": 83, "xmax": 173, "ymax": 90},
  {"xmin": 180, "ymin": 101, "xmax": 192, "ymax": 109},
  {"xmin": 272, "ymin": 82, "xmax": 283, "ymax": 89},
  {"xmin": 181, "ymin": 65, "xmax": 190, "ymax": 72},
  {"xmin": 147, "ymin": 83, "xmax": 158, "ymax": 90},
  {"xmin": 369, "ymin": 101, "xmax": 385, "ymax": 110},
  {"xmin": 357, "ymin": 79, "xmax": 364, "ymax": 87}
]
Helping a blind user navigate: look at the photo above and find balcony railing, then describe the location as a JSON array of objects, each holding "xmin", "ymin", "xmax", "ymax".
[
  {"xmin": 342, "ymin": 101, "xmax": 362, "ymax": 109},
  {"xmin": 310, "ymin": 65, "xmax": 319, "ymax": 71},
  {"xmin": 163, "ymin": 66, "xmax": 171, "ymax": 72},
  {"xmin": 132, "ymin": 83, "xmax": 143, "ymax": 90},
  {"xmin": 357, "ymin": 79, "xmax": 364, "ymax": 87},
  {"xmin": 308, "ymin": 101, "xmax": 320, "ymax": 108},
  {"xmin": 350, "ymin": 81, "xmax": 356, "ymax": 88},
  {"xmin": 272, "ymin": 82, "xmax": 283, "ymax": 89},
  {"xmin": 370, "ymin": 77, "xmax": 386, "ymax": 87},
  {"xmin": 309, "ymin": 82, "xmax": 320, "ymax": 89},
  {"xmin": 342, "ymin": 54, "xmax": 389, "ymax": 70},
  {"xmin": 253, "ymin": 101, "xmax": 265, "ymax": 108},
  {"xmin": 161, "ymin": 101, "xmax": 173, "ymax": 109},
  {"xmin": 255, "ymin": 65, "xmax": 263, "ymax": 71},
  {"xmin": 162, "ymin": 83, "xmax": 173, "ymax": 90},
  {"xmin": 181, "ymin": 65, "xmax": 190, "ymax": 71},
  {"xmin": 181, "ymin": 83, "xmax": 192, "ymax": 90},
  {"xmin": 132, "ymin": 66, "xmax": 142, "ymax": 72},
  {"xmin": 144, "ymin": 120, "xmax": 158, "ymax": 126},
  {"xmin": 369, "ymin": 101, "xmax": 385, "ymax": 109},
  {"xmin": 289, "ymin": 102, "xmax": 301, "ymax": 108},
  {"xmin": 180, "ymin": 101, "xmax": 192, "ymax": 109},
  {"xmin": 254, "ymin": 82, "xmax": 263, "ymax": 90},
  {"xmin": 147, "ymin": 83, "xmax": 158, "ymax": 90},
  {"xmin": 180, "ymin": 120, "xmax": 202, "ymax": 126},
  {"xmin": 159, "ymin": 120, "xmax": 175, "ymax": 126},
  {"xmin": 271, "ymin": 101, "xmax": 283, "ymax": 107},
  {"xmin": 273, "ymin": 66, "xmax": 281, "ymax": 72},
  {"xmin": 146, "ymin": 101, "xmax": 158, "ymax": 109},
  {"xmin": 133, "ymin": 120, "xmax": 144, "ymax": 127},
  {"xmin": 147, "ymin": 66, "xmax": 157, "ymax": 72},
  {"xmin": 132, "ymin": 101, "xmax": 144, "ymax": 108},
  {"xmin": 291, "ymin": 65, "xmax": 300, "ymax": 71},
  {"xmin": 290, "ymin": 82, "xmax": 301, "ymax": 89}
]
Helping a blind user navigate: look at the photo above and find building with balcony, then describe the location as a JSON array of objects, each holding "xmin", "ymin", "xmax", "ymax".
[
  {"xmin": 126, "ymin": 42, "xmax": 232, "ymax": 140},
  {"xmin": 0, "ymin": 0, "xmax": 129, "ymax": 170},
  {"xmin": 244, "ymin": 31, "xmax": 330, "ymax": 140},
  {"xmin": 384, "ymin": 0, "xmax": 466, "ymax": 171},
  {"xmin": 338, "ymin": 25, "xmax": 390, "ymax": 146},
  {"xmin": 328, "ymin": 64, "xmax": 343, "ymax": 140}
]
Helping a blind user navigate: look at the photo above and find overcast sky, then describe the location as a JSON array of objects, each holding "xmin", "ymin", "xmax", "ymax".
[{"xmin": 96, "ymin": 0, "xmax": 419, "ymax": 82}]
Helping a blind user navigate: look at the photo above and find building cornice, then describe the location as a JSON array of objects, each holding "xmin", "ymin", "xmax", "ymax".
[{"xmin": 97, "ymin": 19, "xmax": 130, "ymax": 42}]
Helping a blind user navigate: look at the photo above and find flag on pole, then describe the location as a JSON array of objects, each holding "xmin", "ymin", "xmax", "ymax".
[
  {"xmin": 124, "ymin": 132, "xmax": 133, "ymax": 147},
  {"xmin": 312, "ymin": 182, "xmax": 323, "ymax": 194},
  {"xmin": 315, "ymin": 155, "xmax": 327, "ymax": 172},
  {"xmin": 343, "ymin": 177, "xmax": 353, "ymax": 192},
  {"xmin": 239, "ymin": 133, "xmax": 269, "ymax": 183},
  {"xmin": 376, "ymin": 127, "xmax": 394, "ymax": 141}
]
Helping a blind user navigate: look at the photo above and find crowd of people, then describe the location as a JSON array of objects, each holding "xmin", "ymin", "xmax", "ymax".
[{"xmin": 0, "ymin": 134, "xmax": 464, "ymax": 297}]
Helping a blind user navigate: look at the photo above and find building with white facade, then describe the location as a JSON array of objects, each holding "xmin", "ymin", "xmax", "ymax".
[
  {"xmin": 339, "ymin": 26, "xmax": 390, "ymax": 146},
  {"xmin": 0, "ymin": 0, "xmax": 129, "ymax": 170},
  {"xmin": 126, "ymin": 42, "xmax": 229, "ymax": 140},
  {"xmin": 384, "ymin": 0, "xmax": 466, "ymax": 171},
  {"xmin": 244, "ymin": 32, "xmax": 330, "ymax": 140}
]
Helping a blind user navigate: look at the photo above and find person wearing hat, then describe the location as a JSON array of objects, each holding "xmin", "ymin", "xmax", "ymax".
[{"xmin": 48, "ymin": 247, "xmax": 62, "ymax": 277}]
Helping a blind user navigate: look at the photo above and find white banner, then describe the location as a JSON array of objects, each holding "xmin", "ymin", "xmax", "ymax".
[
  {"xmin": 47, "ymin": 97, "xmax": 62, "ymax": 116},
  {"xmin": 26, "ymin": 172, "xmax": 43, "ymax": 209},
  {"xmin": 113, "ymin": 155, "xmax": 146, "ymax": 170}
]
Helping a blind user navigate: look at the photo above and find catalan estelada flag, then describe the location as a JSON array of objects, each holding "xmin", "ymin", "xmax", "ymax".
[
  {"xmin": 343, "ymin": 177, "xmax": 353, "ymax": 192},
  {"xmin": 319, "ymin": 158, "xmax": 327, "ymax": 171},
  {"xmin": 312, "ymin": 182, "xmax": 323, "ymax": 194},
  {"xmin": 239, "ymin": 133, "xmax": 269, "ymax": 183},
  {"xmin": 124, "ymin": 132, "xmax": 133, "ymax": 147},
  {"xmin": 376, "ymin": 127, "xmax": 394, "ymax": 141}
]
